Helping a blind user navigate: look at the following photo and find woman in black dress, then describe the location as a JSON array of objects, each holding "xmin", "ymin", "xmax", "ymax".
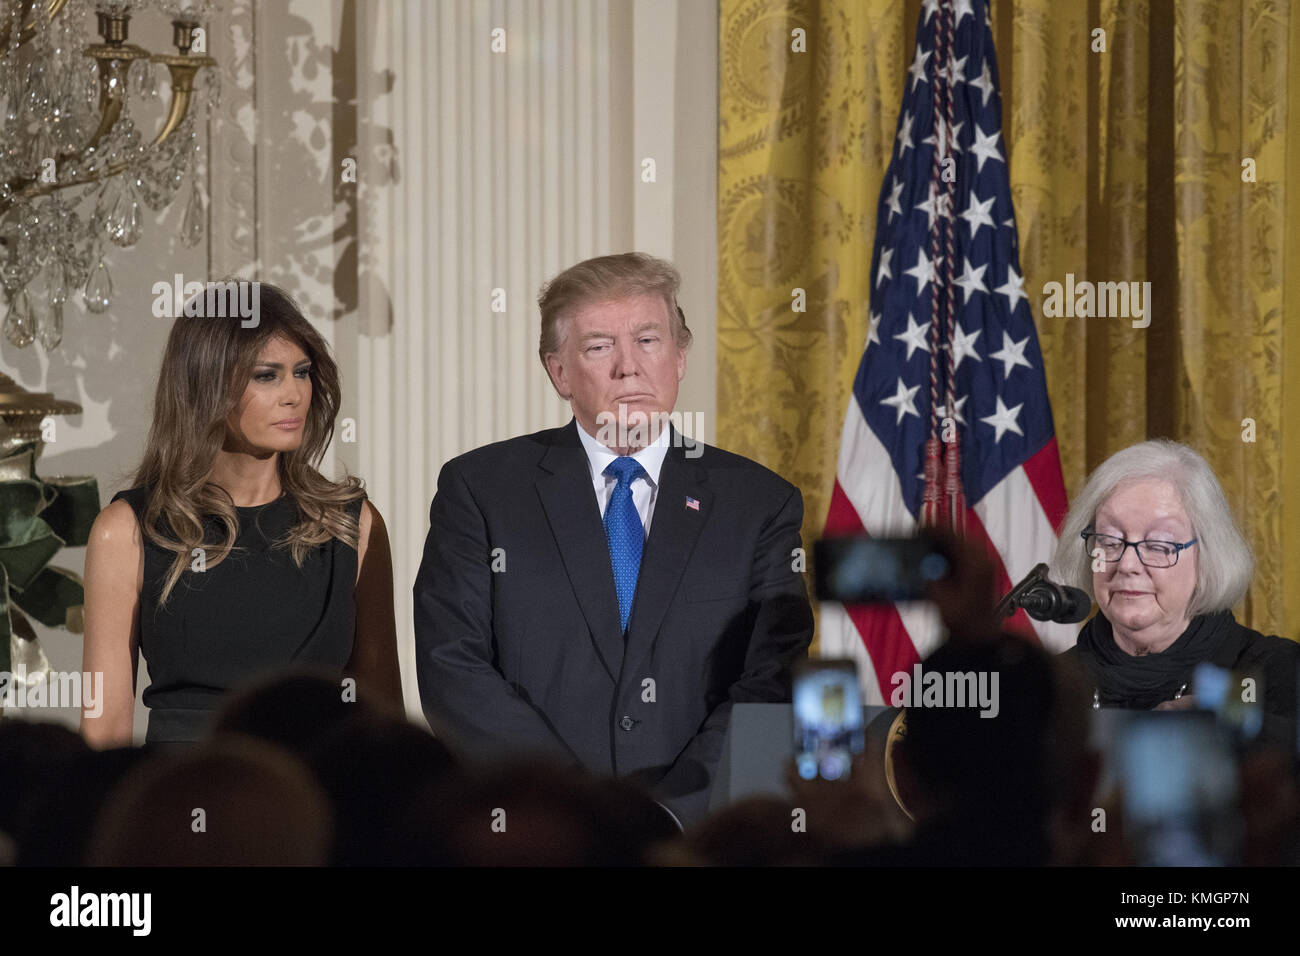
[{"xmin": 81, "ymin": 282, "xmax": 401, "ymax": 746}]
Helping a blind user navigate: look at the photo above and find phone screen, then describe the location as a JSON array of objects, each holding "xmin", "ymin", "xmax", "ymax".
[
  {"xmin": 1114, "ymin": 712, "xmax": 1241, "ymax": 866},
  {"xmin": 1193, "ymin": 662, "xmax": 1263, "ymax": 742},
  {"xmin": 813, "ymin": 535, "xmax": 950, "ymax": 604},
  {"xmin": 793, "ymin": 659, "xmax": 865, "ymax": 781}
]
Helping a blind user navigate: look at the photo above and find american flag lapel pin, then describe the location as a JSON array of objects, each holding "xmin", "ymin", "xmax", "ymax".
[{"xmin": 685, "ymin": 496, "xmax": 700, "ymax": 511}]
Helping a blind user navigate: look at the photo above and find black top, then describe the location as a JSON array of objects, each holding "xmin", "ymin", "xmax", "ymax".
[
  {"xmin": 111, "ymin": 486, "xmax": 363, "ymax": 744},
  {"xmin": 1066, "ymin": 610, "xmax": 1300, "ymax": 746}
]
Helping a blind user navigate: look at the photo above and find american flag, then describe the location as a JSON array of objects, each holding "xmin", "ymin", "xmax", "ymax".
[{"xmin": 819, "ymin": 0, "xmax": 1074, "ymax": 703}]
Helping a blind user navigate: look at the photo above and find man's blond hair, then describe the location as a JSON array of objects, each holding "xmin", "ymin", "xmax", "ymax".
[{"xmin": 537, "ymin": 252, "xmax": 693, "ymax": 369}]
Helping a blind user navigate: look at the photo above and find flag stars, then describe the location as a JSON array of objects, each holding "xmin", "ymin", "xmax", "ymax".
[
  {"xmin": 970, "ymin": 124, "xmax": 1005, "ymax": 172},
  {"xmin": 989, "ymin": 331, "xmax": 1033, "ymax": 379},
  {"xmin": 995, "ymin": 265, "xmax": 1029, "ymax": 313},
  {"xmin": 915, "ymin": 185, "xmax": 954, "ymax": 231},
  {"xmin": 893, "ymin": 313, "xmax": 932, "ymax": 360},
  {"xmin": 970, "ymin": 59, "xmax": 995, "ymax": 107},
  {"xmin": 896, "ymin": 110, "xmax": 915, "ymax": 157},
  {"xmin": 943, "ymin": 54, "xmax": 969, "ymax": 87},
  {"xmin": 881, "ymin": 378, "xmax": 922, "ymax": 425},
  {"xmin": 853, "ymin": 28, "xmax": 1049, "ymax": 493},
  {"xmin": 953, "ymin": 256, "xmax": 989, "ymax": 304},
  {"xmin": 936, "ymin": 395, "xmax": 968, "ymax": 426},
  {"xmin": 904, "ymin": 249, "xmax": 936, "ymax": 296},
  {"xmin": 921, "ymin": 117, "xmax": 964, "ymax": 163},
  {"xmin": 907, "ymin": 44, "xmax": 931, "ymax": 92},
  {"xmin": 885, "ymin": 177, "xmax": 904, "ymax": 223},
  {"xmin": 959, "ymin": 192, "xmax": 996, "ymax": 239},
  {"xmin": 946, "ymin": 324, "xmax": 982, "ymax": 370},
  {"xmin": 980, "ymin": 395, "xmax": 1025, "ymax": 443}
]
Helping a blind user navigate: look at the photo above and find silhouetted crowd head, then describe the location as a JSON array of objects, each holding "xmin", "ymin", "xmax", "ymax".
[{"xmin": 1, "ymin": 660, "xmax": 1297, "ymax": 866}]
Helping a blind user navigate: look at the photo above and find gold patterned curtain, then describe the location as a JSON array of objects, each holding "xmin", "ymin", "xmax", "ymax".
[{"xmin": 718, "ymin": 0, "xmax": 1300, "ymax": 640}]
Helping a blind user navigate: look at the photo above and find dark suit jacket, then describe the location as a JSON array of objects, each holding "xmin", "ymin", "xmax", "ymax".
[{"xmin": 413, "ymin": 418, "xmax": 813, "ymax": 826}]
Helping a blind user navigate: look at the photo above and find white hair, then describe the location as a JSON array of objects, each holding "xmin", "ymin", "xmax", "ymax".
[{"xmin": 1050, "ymin": 440, "xmax": 1253, "ymax": 617}]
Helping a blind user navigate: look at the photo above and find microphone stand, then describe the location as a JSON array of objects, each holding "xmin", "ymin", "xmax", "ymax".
[{"xmin": 994, "ymin": 562, "xmax": 1048, "ymax": 620}]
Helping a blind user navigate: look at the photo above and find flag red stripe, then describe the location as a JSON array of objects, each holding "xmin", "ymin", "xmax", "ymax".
[
  {"xmin": 826, "ymin": 480, "xmax": 925, "ymax": 698},
  {"xmin": 1022, "ymin": 436, "xmax": 1068, "ymax": 532},
  {"xmin": 825, "ymin": 478, "xmax": 865, "ymax": 535},
  {"xmin": 844, "ymin": 601, "xmax": 922, "ymax": 701}
]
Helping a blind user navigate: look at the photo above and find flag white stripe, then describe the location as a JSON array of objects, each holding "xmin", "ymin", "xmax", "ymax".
[
  {"xmin": 816, "ymin": 602, "xmax": 885, "ymax": 703},
  {"xmin": 974, "ymin": 468, "xmax": 1079, "ymax": 652},
  {"xmin": 836, "ymin": 397, "xmax": 921, "ymax": 537},
  {"xmin": 831, "ymin": 396, "xmax": 947, "ymax": 697}
]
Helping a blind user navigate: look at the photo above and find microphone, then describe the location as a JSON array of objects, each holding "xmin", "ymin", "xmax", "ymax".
[
  {"xmin": 1018, "ymin": 580, "xmax": 1092, "ymax": 624},
  {"xmin": 995, "ymin": 562, "xmax": 1093, "ymax": 624}
]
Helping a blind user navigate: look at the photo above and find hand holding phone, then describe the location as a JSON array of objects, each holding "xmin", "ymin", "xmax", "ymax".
[{"xmin": 814, "ymin": 529, "xmax": 1001, "ymax": 641}]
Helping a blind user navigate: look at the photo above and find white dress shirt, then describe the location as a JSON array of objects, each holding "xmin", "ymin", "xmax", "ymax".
[
  {"xmin": 575, "ymin": 420, "xmax": 688, "ymax": 831},
  {"xmin": 575, "ymin": 418, "xmax": 671, "ymax": 537}
]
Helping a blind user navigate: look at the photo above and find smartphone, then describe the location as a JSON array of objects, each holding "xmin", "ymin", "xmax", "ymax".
[
  {"xmin": 813, "ymin": 534, "xmax": 950, "ymax": 604},
  {"xmin": 1113, "ymin": 712, "xmax": 1241, "ymax": 866},
  {"xmin": 1193, "ymin": 662, "xmax": 1263, "ymax": 742},
  {"xmin": 793, "ymin": 659, "xmax": 865, "ymax": 781}
]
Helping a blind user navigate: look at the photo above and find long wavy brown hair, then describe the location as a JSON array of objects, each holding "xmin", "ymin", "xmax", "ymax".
[{"xmin": 131, "ymin": 281, "xmax": 364, "ymax": 605}]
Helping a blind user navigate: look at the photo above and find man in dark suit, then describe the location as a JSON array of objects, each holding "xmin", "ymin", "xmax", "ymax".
[{"xmin": 413, "ymin": 252, "xmax": 813, "ymax": 827}]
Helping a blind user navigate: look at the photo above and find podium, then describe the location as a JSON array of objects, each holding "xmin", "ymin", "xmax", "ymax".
[{"xmin": 708, "ymin": 703, "xmax": 895, "ymax": 812}]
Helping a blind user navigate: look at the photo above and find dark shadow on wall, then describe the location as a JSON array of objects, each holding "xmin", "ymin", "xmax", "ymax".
[{"xmin": 256, "ymin": 0, "xmax": 397, "ymax": 332}]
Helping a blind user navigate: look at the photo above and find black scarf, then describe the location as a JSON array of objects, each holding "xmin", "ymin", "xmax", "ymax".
[{"xmin": 1076, "ymin": 609, "xmax": 1235, "ymax": 709}]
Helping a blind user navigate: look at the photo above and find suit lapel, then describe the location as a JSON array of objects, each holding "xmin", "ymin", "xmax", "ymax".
[
  {"xmin": 622, "ymin": 427, "xmax": 711, "ymax": 678},
  {"xmin": 535, "ymin": 419, "xmax": 624, "ymax": 680}
]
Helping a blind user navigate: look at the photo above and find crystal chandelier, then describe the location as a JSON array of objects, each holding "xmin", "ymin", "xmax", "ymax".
[{"xmin": 0, "ymin": 0, "xmax": 219, "ymax": 350}]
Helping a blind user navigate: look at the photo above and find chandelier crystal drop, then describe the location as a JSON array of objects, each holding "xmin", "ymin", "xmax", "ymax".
[
  {"xmin": 179, "ymin": 173, "xmax": 201, "ymax": 247},
  {"xmin": 83, "ymin": 247, "xmax": 111, "ymax": 313},
  {"xmin": 3, "ymin": 285, "xmax": 33, "ymax": 346}
]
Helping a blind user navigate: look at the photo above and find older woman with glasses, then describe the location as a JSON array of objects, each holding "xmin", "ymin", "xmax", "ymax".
[{"xmin": 1051, "ymin": 440, "xmax": 1298, "ymax": 743}]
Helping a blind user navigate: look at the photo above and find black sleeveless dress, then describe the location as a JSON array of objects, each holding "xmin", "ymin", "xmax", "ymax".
[{"xmin": 110, "ymin": 486, "xmax": 363, "ymax": 745}]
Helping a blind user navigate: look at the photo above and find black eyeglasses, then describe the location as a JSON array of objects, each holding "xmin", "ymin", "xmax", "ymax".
[{"xmin": 1080, "ymin": 531, "xmax": 1197, "ymax": 568}]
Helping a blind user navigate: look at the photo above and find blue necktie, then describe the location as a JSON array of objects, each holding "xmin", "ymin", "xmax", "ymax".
[{"xmin": 604, "ymin": 456, "xmax": 647, "ymax": 633}]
